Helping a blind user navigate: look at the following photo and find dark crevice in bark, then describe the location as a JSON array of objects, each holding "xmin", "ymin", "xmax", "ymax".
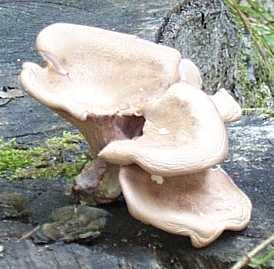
[{"xmin": 155, "ymin": 1, "xmax": 186, "ymax": 44}]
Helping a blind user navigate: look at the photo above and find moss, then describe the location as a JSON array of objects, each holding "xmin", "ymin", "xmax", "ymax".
[
  {"xmin": 236, "ymin": 49, "xmax": 273, "ymax": 108},
  {"xmin": 0, "ymin": 131, "xmax": 89, "ymax": 181},
  {"xmin": 249, "ymin": 248, "xmax": 274, "ymax": 268},
  {"xmin": 225, "ymin": 0, "xmax": 274, "ymax": 109}
]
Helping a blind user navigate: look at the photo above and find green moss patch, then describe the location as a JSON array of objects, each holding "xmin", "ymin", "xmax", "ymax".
[
  {"xmin": 225, "ymin": 0, "xmax": 274, "ymax": 109},
  {"xmin": 0, "ymin": 131, "xmax": 88, "ymax": 180}
]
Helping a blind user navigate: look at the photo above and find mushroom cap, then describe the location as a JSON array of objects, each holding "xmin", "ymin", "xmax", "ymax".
[
  {"xmin": 119, "ymin": 165, "xmax": 252, "ymax": 248},
  {"xmin": 99, "ymin": 82, "xmax": 228, "ymax": 176},
  {"xmin": 210, "ymin": 88, "xmax": 242, "ymax": 122},
  {"xmin": 179, "ymin": 59, "xmax": 202, "ymax": 89},
  {"xmin": 20, "ymin": 23, "xmax": 181, "ymax": 120}
]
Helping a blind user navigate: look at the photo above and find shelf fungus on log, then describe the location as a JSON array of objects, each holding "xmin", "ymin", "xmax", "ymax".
[{"xmin": 20, "ymin": 23, "xmax": 252, "ymax": 247}]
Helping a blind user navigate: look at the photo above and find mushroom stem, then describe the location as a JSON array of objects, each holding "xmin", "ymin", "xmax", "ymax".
[
  {"xmin": 73, "ymin": 158, "xmax": 121, "ymax": 204},
  {"xmin": 56, "ymin": 111, "xmax": 145, "ymax": 203},
  {"xmin": 73, "ymin": 158, "xmax": 106, "ymax": 193}
]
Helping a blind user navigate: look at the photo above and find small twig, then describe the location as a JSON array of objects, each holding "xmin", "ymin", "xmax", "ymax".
[
  {"xmin": 242, "ymin": 107, "xmax": 274, "ymax": 114},
  {"xmin": 19, "ymin": 225, "xmax": 40, "ymax": 240},
  {"xmin": 231, "ymin": 235, "xmax": 274, "ymax": 269},
  {"xmin": 242, "ymin": 108, "xmax": 268, "ymax": 111}
]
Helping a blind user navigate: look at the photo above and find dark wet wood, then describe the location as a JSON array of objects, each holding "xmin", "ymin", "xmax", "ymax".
[{"xmin": 0, "ymin": 116, "xmax": 273, "ymax": 269}]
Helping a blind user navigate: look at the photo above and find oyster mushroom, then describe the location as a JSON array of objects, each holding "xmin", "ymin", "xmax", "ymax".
[
  {"xmin": 20, "ymin": 23, "xmax": 183, "ymax": 202},
  {"xmin": 20, "ymin": 23, "xmax": 252, "ymax": 247},
  {"xmin": 20, "ymin": 23, "xmax": 211, "ymax": 203},
  {"xmin": 119, "ymin": 165, "xmax": 251, "ymax": 248},
  {"xmin": 99, "ymin": 82, "xmax": 228, "ymax": 176}
]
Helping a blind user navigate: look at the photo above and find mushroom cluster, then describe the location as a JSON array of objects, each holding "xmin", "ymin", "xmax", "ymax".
[{"xmin": 20, "ymin": 23, "xmax": 252, "ymax": 247}]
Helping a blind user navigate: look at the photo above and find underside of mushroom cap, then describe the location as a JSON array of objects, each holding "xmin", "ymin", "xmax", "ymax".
[
  {"xmin": 99, "ymin": 82, "xmax": 228, "ymax": 177},
  {"xmin": 119, "ymin": 165, "xmax": 252, "ymax": 248},
  {"xmin": 20, "ymin": 23, "xmax": 182, "ymax": 120}
]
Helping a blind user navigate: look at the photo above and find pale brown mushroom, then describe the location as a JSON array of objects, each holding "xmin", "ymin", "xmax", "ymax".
[
  {"xmin": 119, "ymin": 165, "xmax": 252, "ymax": 248},
  {"xmin": 210, "ymin": 88, "xmax": 242, "ymax": 122},
  {"xmin": 20, "ymin": 23, "xmax": 213, "ymax": 202},
  {"xmin": 20, "ymin": 23, "xmax": 183, "ymax": 202},
  {"xmin": 21, "ymin": 23, "xmax": 181, "ymax": 120},
  {"xmin": 179, "ymin": 58, "xmax": 202, "ymax": 89},
  {"xmin": 99, "ymin": 82, "xmax": 228, "ymax": 176},
  {"xmin": 20, "ymin": 23, "xmax": 251, "ymax": 247}
]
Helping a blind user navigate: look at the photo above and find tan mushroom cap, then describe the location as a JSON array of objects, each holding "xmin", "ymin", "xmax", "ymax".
[
  {"xmin": 119, "ymin": 165, "xmax": 252, "ymax": 248},
  {"xmin": 210, "ymin": 88, "xmax": 242, "ymax": 122},
  {"xmin": 179, "ymin": 59, "xmax": 202, "ymax": 89},
  {"xmin": 20, "ymin": 23, "xmax": 182, "ymax": 120},
  {"xmin": 99, "ymin": 82, "xmax": 228, "ymax": 176}
]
